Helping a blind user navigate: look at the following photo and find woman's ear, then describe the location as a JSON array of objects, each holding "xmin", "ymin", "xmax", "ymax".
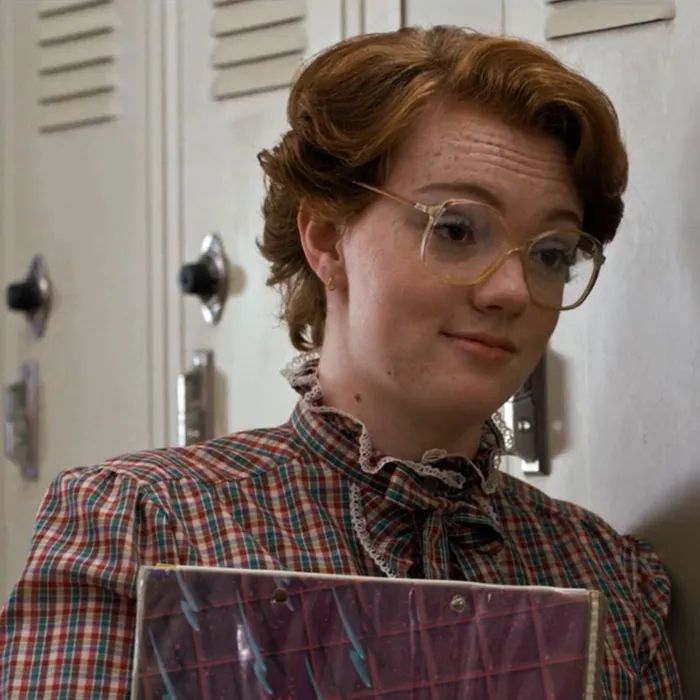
[{"xmin": 297, "ymin": 202, "xmax": 346, "ymax": 290}]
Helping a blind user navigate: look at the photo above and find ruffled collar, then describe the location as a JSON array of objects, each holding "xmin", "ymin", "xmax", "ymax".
[{"xmin": 284, "ymin": 353, "xmax": 512, "ymax": 579}]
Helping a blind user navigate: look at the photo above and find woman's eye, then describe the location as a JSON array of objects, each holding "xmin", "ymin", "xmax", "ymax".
[
  {"xmin": 433, "ymin": 217, "xmax": 479, "ymax": 243},
  {"xmin": 539, "ymin": 250, "xmax": 566, "ymax": 266},
  {"xmin": 533, "ymin": 246, "xmax": 576, "ymax": 271}
]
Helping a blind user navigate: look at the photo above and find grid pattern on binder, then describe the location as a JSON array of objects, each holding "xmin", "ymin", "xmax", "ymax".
[{"xmin": 134, "ymin": 568, "xmax": 597, "ymax": 699}]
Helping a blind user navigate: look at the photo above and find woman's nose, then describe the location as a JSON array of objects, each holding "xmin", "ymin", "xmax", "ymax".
[{"xmin": 470, "ymin": 252, "xmax": 531, "ymax": 315}]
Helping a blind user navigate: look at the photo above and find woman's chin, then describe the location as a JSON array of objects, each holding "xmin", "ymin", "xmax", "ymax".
[{"xmin": 419, "ymin": 378, "xmax": 510, "ymax": 421}]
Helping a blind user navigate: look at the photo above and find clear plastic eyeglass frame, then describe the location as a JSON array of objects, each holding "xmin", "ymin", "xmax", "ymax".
[{"xmin": 354, "ymin": 181, "xmax": 606, "ymax": 311}]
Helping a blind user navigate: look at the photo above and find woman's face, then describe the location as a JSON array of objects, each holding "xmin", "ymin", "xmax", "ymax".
[{"xmin": 335, "ymin": 102, "xmax": 583, "ymax": 421}]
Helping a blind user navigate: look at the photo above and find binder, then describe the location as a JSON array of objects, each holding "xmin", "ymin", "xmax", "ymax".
[{"xmin": 132, "ymin": 565, "xmax": 606, "ymax": 699}]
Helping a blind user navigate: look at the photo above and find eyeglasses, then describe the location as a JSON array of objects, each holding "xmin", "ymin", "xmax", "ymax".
[{"xmin": 355, "ymin": 182, "xmax": 605, "ymax": 311}]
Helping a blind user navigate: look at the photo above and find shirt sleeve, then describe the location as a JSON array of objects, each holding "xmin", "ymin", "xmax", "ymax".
[
  {"xmin": 0, "ymin": 467, "xmax": 180, "ymax": 699},
  {"xmin": 630, "ymin": 537, "xmax": 683, "ymax": 699}
]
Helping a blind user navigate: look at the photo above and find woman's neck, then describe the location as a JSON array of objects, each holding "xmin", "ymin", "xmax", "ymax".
[{"xmin": 317, "ymin": 352, "xmax": 485, "ymax": 462}]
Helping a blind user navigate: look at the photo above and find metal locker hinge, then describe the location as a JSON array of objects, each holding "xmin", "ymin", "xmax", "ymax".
[
  {"xmin": 177, "ymin": 350, "xmax": 215, "ymax": 446},
  {"xmin": 3, "ymin": 363, "xmax": 40, "ymax": 480}
]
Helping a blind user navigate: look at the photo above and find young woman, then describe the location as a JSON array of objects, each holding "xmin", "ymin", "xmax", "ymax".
[{"xmin": 1, "ymin": 26, "xmax": 681, "ymax": 698}]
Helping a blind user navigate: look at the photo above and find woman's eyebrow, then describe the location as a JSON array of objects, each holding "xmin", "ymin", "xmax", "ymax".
[
  {"xmin": 543, "ymin": 208, "xmax": 583, "ymax": 228},
  {"xmin": 416, "ymin": 181, "xmax": 582, "ymax": 228},
  {"xmin": 416, "ymin": 181, "xmax": 503, "ymax": 209}
]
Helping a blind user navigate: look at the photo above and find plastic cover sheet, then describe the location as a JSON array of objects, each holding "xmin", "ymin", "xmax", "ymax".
[{"xmin": 132, "ymin": 566, "xmax": 606, "ymax": 699}]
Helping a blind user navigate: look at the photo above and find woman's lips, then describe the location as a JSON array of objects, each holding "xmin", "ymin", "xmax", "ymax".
[{"xmin": 441, "ymin": 332, "xmax": 517, "ymax": 362}]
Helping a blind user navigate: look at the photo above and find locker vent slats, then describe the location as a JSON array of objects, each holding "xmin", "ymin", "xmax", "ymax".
[
  {"xmin": 37, "ymin": 0, "xmax": 118, "ymax": 132},
  {"xmin": 545, "ymin": 0, "xmax": 675, "ymax": 40},
  {"xmin": 211, "ymin": 0, "xmax": 306, "ymax": 100}
]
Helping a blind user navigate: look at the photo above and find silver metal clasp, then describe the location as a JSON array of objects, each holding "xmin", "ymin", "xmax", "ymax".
[
  {"xmin": 507, "ymin": 354, "xmax": 550, "ymax": 475},
  {"xmin": 3, "ymin": 363, "xmax": 40, "ymax": 480},
  {"xmin": 177, "ymin": 350, "xmax": 215, "ymax": 446}
]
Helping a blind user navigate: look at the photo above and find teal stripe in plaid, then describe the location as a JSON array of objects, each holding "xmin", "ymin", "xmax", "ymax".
[{"xmin": 0, "ymin": 362, "xmax": 682, "ymax": 698}]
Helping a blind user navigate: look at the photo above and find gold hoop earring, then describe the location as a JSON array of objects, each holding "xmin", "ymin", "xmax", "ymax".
[{"xmin": 327, "ymin": 276, "xmax": 336, "ymax": 292}]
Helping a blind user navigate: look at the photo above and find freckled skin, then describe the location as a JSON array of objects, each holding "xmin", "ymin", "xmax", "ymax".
[{"xmin": 319, "ymin": 102, "xmax": 582, "ymax": 459}]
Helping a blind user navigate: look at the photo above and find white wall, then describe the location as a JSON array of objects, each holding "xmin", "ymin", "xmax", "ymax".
[{"xmin": 505, "ymin": 1, "xmax": 700, "ymax": 694}]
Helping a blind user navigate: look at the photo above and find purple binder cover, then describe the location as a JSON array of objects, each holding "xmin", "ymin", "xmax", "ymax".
[{"xmin": 132, "ymin": 566, "xmax": 605, "ymax": 699}]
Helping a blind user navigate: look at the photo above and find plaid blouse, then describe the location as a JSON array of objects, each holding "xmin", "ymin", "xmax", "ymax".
[{"xmin": 1, "ymin": 356, "xmax": 681, "ymax": 698}]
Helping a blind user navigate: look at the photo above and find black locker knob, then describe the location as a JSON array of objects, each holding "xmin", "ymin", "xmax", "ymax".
[
  {"xmin": 6, "ymin": 280, "xmax": 43, "ymax": 313},
  {"xmin": 179, "ymin": 261, "xmax": 219, "ymax": 298}
]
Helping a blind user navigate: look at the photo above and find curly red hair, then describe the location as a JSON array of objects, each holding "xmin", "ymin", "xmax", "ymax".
[{"xmin": 258, "ymin": 26, "xmax": 628, "ymax": 351}]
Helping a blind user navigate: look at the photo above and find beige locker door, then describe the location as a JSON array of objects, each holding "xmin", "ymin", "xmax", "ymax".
[
  {"xmin": 176, "ymin": 1, "xmax": 406, "ymax": 441},
  {"xmin": 0, "ymin": 0, "xmax": 168, "ymax": 597}
]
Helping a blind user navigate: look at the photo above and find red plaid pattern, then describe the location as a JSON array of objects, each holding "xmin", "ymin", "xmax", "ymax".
[{"xmin": 0, "ymin": 358, "xmax": 681, "ymax": 698}]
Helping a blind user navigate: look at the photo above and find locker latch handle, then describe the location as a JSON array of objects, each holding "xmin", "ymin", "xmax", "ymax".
[
  {"xmin": 178, "ymin": 234, "xmax": 229, "ymax": 326},
  {"xmin": 6, "ymin": 256, "xmax": 52, "ymax": 338}
]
